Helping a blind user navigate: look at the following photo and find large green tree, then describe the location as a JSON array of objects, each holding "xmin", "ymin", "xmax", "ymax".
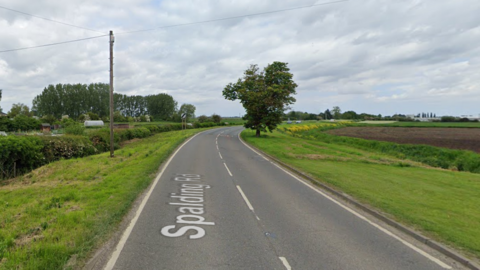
[
  {"xmin": 145, "ymin": 93, "xmax": 177, "ymax": 120},
  {"xmin": 32, "ymin": 84, "xmax": 177, "ymax": 120},
  {"xmin": 223, "ymin": 62, "xmax": 297, "ymax": 137}
]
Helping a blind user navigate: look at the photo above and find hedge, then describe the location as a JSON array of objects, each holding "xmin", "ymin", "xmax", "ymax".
[
  {"xmin": 1, "ymin": 122, "xmax": 237, "ymax": 181},
  {"xmin": 0, "ymin": 135, "xmax": 96, "ymax": 180}
]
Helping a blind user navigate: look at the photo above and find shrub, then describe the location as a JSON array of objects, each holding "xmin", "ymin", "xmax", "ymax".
[
  {"xmin": 39, "ymin": 135, "xmax": 97, "ymax": 162},
  {"xmin": 212, "ymin": 114, "xmax": 222, "ymax": 123},
  {"xmin": 0, "ymin": 135, "xmax": 96, "ymax": 180},
  {"xmin": 0, "ymin": 136, "xmax": 44, "ymax": 178},
  {"xmin": 65, "ymin": 124, "xmax": 85, "ymax": 136}
]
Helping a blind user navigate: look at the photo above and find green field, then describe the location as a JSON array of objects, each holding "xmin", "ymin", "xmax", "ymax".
[
  {"xmin": 241, "ymin": 127, "xmax": 480, "ymax": 260},
  {"xmin": 0, "ymin": 129, "xmax": 204, "ymax": 269},
  {"xmin": 363, "ymin": 121, "xmax": 480, "ymax": 128}
]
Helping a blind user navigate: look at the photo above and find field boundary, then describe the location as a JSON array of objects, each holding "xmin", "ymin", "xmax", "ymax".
[{"xmin": 239, "ymin": 133, "xmax": 480, "ymax": 270}]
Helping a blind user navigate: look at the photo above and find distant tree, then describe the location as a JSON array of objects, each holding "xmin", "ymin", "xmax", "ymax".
[
  {"xmin": 211, "ymin": 114, "xmax": 222, "ymax": 123},
  {"xmin": 197, "ymin": 115, "xmax": 209, "ymax": 123},
  {"xmin": 178, "ymin": 104, "xmax": 196, "ymax": 122},
  {"xmin": 342, "ymin": 110, "xmax": 359, "ymax": 120},
  {"xmin": 324, "ymin": 109, "xmax": 332, "ymax": 120},
  {"xmin": 223, "ymin": 62, "xmax": 297, "ymax": 137},
  {"xmin": 434, "ymin": 113, "xmax": 436, "ymax": 118},
  {"xmin": 332, "ymin": 106, "xmax": 341, "ymax": 119},
  {"xmin": 145, "ymin": 93, "xmax": 177, "ymax": 120},
  {"xmin": 307, "ymin": 113, "xmax": 318, "ymax": 120},
  {"xmin": 8, "ymin": 103, "xmax": 32, "ymax": 118},
  {"xmin": 0, "ymin": 89, "xmax": 2, "ymax": 113},
  {"xmin": 12, "ymin": 115, "xmax": 41, "ymax": 131},
  {"xmin": 113, "ymin": 111, "xmax": 126, "ymax": 122},
  {"xmin": 318, "ymin": 112, "xmax": 325, "ymax": 120},
  {"xmin": 87, "ymin": 112, "xmax": 100, "ymax": 120},
  {"xmin": 441, "ymin": 116, "xmax": 456, "ymax": 122},
  {"xmin": 41, "ymin": 115, "xmax": 57, "ymax": 125}
]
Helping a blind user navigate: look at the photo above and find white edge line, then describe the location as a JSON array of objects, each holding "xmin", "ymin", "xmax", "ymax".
[
  {"xmin": 223, "ymin": 162, "xmax": 233, "ymax": 177},
  {"xmin": 219, "ymin": 152, "xmax": 223, "ymax": 159},
  {"xmin": 279, "ymin": 257, "xmax": 292, "ymax": 270},
  {"xmin": 104, "ymin": 131, "xmax": 204, "ymax": 270},
  {"xmin": 236, "ymin": 185, "xmax": 254, "ymax": 211},
  {"xmin": 237, "ymin": 132, "xmax": 452, "ymax": 269}
]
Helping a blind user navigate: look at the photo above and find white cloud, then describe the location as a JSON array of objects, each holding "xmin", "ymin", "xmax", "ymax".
[{"xmin": 0, "ymin": 0, "xmax": 480, "ymax": 116}]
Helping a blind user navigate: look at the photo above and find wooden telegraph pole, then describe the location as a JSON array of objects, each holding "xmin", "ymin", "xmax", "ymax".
[{"xmin": 109, "ymin": 30, "xmax": 115, "ymax": 158}]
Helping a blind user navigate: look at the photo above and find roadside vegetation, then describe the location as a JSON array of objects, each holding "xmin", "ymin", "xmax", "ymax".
[
  {"xmin": 242, "ymin": 125, "xmax": 480, "ymax": 260},
  {"xmin": 0, "ymin": 128, "xmax": 205, "ymax": 269},
  {"xmin": 282, "ymin": 123, "xmax": 480, "ymax": 174}
]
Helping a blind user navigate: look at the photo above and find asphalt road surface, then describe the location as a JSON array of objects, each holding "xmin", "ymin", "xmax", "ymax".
[{"xmin": 103, "ymin": 126, "xmax": 460, "ymax": 270}]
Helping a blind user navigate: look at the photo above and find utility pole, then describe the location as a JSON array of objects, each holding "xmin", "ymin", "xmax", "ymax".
[{"xmin": 109, "ymin": 30, "xmax": 115, "ymax": 158}]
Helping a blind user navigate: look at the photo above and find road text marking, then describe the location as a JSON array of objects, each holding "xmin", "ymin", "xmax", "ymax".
[
  {"xmin": 104, "ymin": 132, "xmax": 203, "ymax": 270},
  {"xmin": 161, "ymin": 175, "xmax": 214, "ymax": 240}
]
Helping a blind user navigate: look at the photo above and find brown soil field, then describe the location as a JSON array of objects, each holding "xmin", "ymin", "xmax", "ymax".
[{"xmin": 326, "ymin": 127, "xmax": 480, "ymax": 153}]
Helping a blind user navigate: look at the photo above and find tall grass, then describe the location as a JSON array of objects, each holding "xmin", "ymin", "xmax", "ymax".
[{"xmin": 0, "ymin": 129, "xmax": 202, "ymax": 269}]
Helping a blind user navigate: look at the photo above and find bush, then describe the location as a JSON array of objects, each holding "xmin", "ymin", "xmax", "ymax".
[
  {"xmin": 65, "ymin": 124, "xmax": 85, "ymax": 136},
  {"xmin": 212, "ymin": 114, "xmax": 222, "ymax": 123},
  {"xmin": 12, "ymin": 115, "xmax": 41, "ymax": 131},
  {"xmin": 39, "ymin": 135, "xmax": 97, "ymax": 162},
  {"xmin": 0, "ymin": 136, "xmax": 44, "ymax": 178},
  {"xmin": 0, "ymin": 135, "xmax": 97, "ymax": 180},
  {"xmin": 441, "ymin": 116, "xmax": 457, "ymax": 122}
]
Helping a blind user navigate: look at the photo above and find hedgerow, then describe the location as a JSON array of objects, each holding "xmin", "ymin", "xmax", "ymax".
[{"xmin": 1, "ymin": 121, "xmax": 237, "ymax": 181}]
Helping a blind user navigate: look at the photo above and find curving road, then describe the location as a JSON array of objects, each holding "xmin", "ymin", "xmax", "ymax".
[{"xmin": 102, "ymin": 126, "xmax": 460, "ymax": 270}]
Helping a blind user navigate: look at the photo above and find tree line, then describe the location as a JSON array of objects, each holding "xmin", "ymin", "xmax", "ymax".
[{"xmin": 32, "ymin": 83, "xmax": 179, "ymax": 121}]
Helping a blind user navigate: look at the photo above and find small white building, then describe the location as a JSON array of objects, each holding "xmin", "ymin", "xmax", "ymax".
[{"xmin": 84, "ymin": 120, "xmax": 104, "ymax": 127}]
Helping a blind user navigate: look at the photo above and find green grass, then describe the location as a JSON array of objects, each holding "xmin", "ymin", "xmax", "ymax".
[
  {"xmin": 0, "ymin": 128, "xmax": 204, "ymax": 269},
  {"xmin": 241, "ymin": 129, "xmax": 480, "ymax": 259}
]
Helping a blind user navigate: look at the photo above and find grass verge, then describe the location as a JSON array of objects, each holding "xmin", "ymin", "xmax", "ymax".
[
  {"xmin": 0, "ymin": 129, "xmax": 203, "ymax": 269},
  {"xmin": 241, "ymin": 129, "xmax": 480, "ymax": 260}
]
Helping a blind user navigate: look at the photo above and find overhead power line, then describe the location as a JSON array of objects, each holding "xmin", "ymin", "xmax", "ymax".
[
  {"xmin": 0, "ymin": 5, "xmax": 106, "ymax": 34},
  {"xmin": 117, "ymin": 0, "xmax": 348, "ymax": 35},
  {"xmin": 0, "ymin": 0, "xmax": 348, "ymax": 53},
  {"xmin": 0, "ymin": 34, "xmax": 108, "ymax": 53}
]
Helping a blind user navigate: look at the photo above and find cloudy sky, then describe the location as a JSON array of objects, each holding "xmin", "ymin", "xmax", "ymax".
[{"xmin": 1, "ymin": 0, "xmax": 479, "ymax": 117}]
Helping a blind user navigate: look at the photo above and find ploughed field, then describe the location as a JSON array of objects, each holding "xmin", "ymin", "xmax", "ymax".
[{"xmin": 326, "ymin": 127, "xmax": 480, "ymax": 153}]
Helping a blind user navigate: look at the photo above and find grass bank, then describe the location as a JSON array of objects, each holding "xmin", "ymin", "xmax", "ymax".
[
  {"xmin": 241, "ymin": 129, "xmax": 480, "ymax": 260},
  {"xmin": 0, "ymin": 129, "xmax": 203, "ymax": 269}
]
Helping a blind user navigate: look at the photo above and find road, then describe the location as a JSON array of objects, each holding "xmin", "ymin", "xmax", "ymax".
[{"xmin": 103, "ymin": 126, "xmax": 459, "ymax": 270}]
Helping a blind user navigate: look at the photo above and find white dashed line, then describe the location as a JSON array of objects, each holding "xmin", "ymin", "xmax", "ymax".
[
  {"xmin": 224, "ymin": 163, "xmax": 233, "ymax": 176},
  {"xmin": 279, "ymin": 257, "xmax": 292, "ymax": 270},
  {"xmin": 236, "ymin": 185, "xmax": 254, "ymax": 211},
  {"xmin": 219, "ymin": 152, "xmax": 223, "ymax": 159},
  {"xmin": 237, "ymin": 132, "xmax": 452, "ymax": 270}
]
